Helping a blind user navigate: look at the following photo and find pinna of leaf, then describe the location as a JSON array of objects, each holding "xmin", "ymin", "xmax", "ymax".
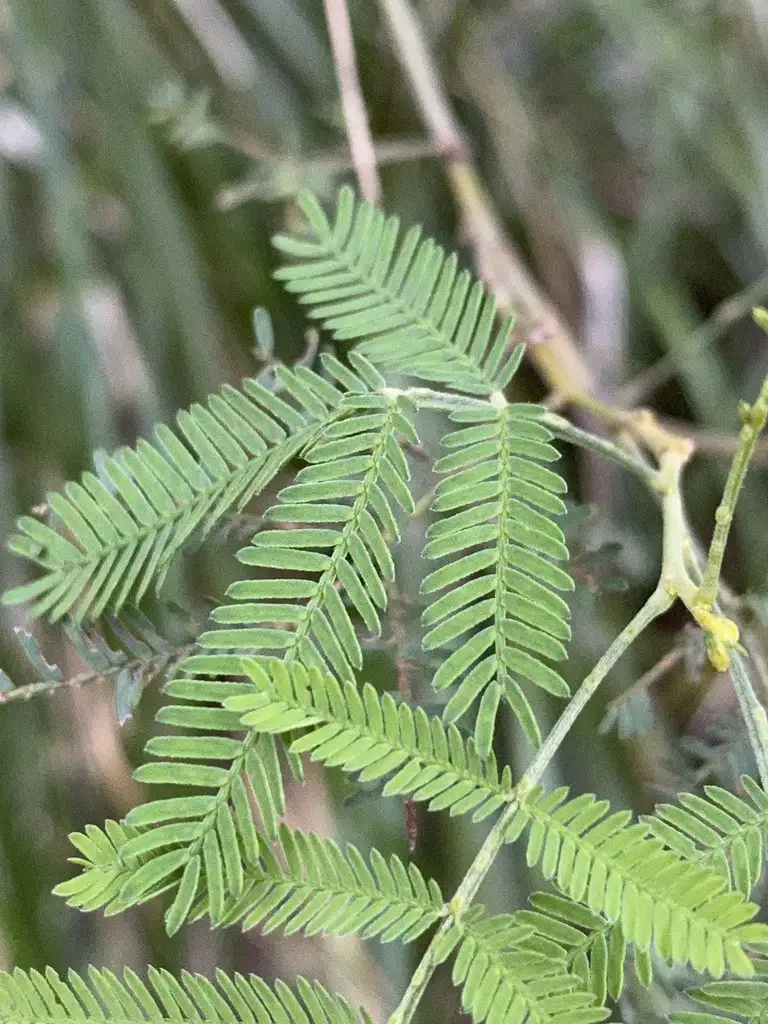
[{"xmin": 5, "ymin": 187, "xmax": 768, "ymax": 1024}]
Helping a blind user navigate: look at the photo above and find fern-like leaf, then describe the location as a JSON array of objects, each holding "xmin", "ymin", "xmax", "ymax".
[
  {"xmin": 3, "ymin": 367, "xmax": 346, "ymax": 622},
  {"xmin": 197, "ymin": 353, "xmax": 414, "ymax": 681},
  {"xmin": 128, "ymin": 701, "xmax": 282, "ymax": 933},
  {"xmin": 223, "ymin": 657, "xmax": 512, "ymax": 818},
  {"xmin": 672, "ymin": 956, "xmax": 768, "ymax": 1024},
  {"xmin": 56, "ymin": 667, "xmax": 283, "ymax": 934},
  {"xmin": 0, "ymin": 966, "xmax": 369, "ymax": 1024},
  {"xmin": 423, "ymin": 402, "xmax": 572, "ymax": 752},
  {"xmin": 445, "ymin": 910, "xmax": 609, "ymax": 1024},
  {"xmin": 273, "ymin": 187, "xmax": 523, "ymax": 395},
  {"xmin": 644, "ymin": 775, "xmax": 768, "ymax": 898},
  {"xmin": 506, "ymin": 787, "xmax": 768, "ymax": 977},
  {"xmin": 52, "ymin": 358, "xmax": 418, "ymax": 935},
  {"xmin": 57, "ymin": 651, "xmax": 507, "ymax": 934},
  {"xmin": 518, "ymin": 892, "xmax": 629, "ymax": 1006},
  {"xmin": 219, "ymin": 824, "xmax": 444, "ymax": 942}
]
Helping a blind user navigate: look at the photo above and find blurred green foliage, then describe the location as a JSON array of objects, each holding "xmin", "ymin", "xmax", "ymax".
[{"xmin": 3, "ymin": 1, "xmax": 768, "ymax": 1021}]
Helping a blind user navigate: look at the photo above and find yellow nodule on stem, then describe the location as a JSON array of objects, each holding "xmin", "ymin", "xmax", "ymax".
[{"xmin": 694, "ymin": 605, "xmax": 740, "ymax": 672}]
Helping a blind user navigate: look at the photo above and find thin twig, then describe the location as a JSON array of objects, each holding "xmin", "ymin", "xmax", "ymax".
[
  {"xmin": 376, "ymin": 0, "xmax": 593, "ymax": 401},
  {"xmin": 387, "ymin": 580, "xmax": 419, "ymax": 853},
  {"xmin": 654, "ymin": 418, "xmax": 768, "ymax": 463},
  {"xmin": 687, "ymin": 535, "xmax": 768, "ymax": 789},
  {"xmin": 697, "ymin": 373, "xmax": 768, "ymax": 607},
  {"xmin": 0, "ymin": 645, "xmax": 192, "ymax": 705},
  {"xmin": 323, "ymin": 0, "xmax": 381, "ymax": 204},
  {"xmin": 616, "ymin": 270, "xmax": 768, "ymax": 407},
  {"xmin": 223, "ymin": 135, "xmax": 439, "ymax": 170},
  {"xmin": 603, "ymin": 645, "xmax": 684, "ymax": 717},
  {"xmin": 730, "ymin": 652, "xmax": 768, "ymax": 790},
  {"xmin": 545, "ymin": 412, "xmax": 659, "ymax": 489},
  {"xmin": 382, "ymin": 385, "xmax": 664, "ymax": 484},
  {"xmin": 376, "ymin": 0, "xmax": 466, "ymax": 161},
  {"xmin": 217, "ymin": 138, "xmax": 441, "ymax": 211}
]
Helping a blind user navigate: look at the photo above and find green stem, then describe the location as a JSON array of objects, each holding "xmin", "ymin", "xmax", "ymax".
[
  {"xmin": 382, "ymin": 387, "xmax": 660, "ymax": 486},
  {"xmin": 685, "ymin": 536, "xmax": 768, "ymax": 789},
  {"xmin": 544, "ymin": 412, "xmax": 660, "ymax": 489},
  {"xmin": 381, "ymin": 386, "xmax": 489, "ymax": 414},
  {"xmin": 730, "ymin": 652, "xmax": 768, "ymax": 791},
  {"xmin": 386, "ymin": 587, "xmax": 673, "ymax": 1024},
  {"xmin": 658, "ymin": 451, "xmax": 699, "ymax": 608},
  {"xmin": 697, "ymin": 373, "xmax": 768, "ymax": 607}
]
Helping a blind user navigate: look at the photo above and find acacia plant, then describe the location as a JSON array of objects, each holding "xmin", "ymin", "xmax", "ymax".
[{"xmin": 3, "ymin": 187, "xmax": 768, "ymax": 1024}]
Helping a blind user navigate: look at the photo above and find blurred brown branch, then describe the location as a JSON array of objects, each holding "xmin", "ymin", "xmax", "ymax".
[
  {"xmin": 376, "ymin": 0, "xmax": 594, "ymax": 401},
  {"xmin": 323, "ymin": 0, "xmax": 381, "ymax": 204}
]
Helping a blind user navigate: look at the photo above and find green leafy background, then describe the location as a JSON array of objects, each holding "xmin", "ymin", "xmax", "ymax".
[{"xmin": 3, "ymin": 1, "xmax": 768, "ymax": 1022}]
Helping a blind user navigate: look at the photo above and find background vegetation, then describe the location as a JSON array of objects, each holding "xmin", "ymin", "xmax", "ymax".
[{"xmin": 3, "ymin": 1, "xmax": 768, "ymax": 1021}]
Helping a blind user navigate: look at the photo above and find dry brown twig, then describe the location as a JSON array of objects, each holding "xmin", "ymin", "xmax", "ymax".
[
  {"xmin": 374, "ymin": 0, "xmax": 765, "ymax": 471},
  {"xmin": 216, "ymin": 137, "xmax": 441, "ymax": 211},
  {"xmin": 376, "ymin": 0, "xmax": 595, "ymax": 404},
  {"xmin": 323, "ymin": 0, "xmax": 381, "ymax": 205},
  {"xmin": 0, "ymin": 644, "xmax": 192, "ymax": 705}
]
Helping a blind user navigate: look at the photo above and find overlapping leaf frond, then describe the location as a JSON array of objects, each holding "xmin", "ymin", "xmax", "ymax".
[
  {"xmin": 422, "ymin": 403, "xmax": 572, "ymax": 752},
  {"xmin": 39, "ymin": 357, "xmax": 419, "ymax": 937},
  {"xmin": 219, "ymin": 824, "xmax": 444, "ymax": 942},
  {"xmin": 2, "ymin": 365, "xmax": 352, "ymax": 623},
  {"xmin": 128, "ymin": 706, "xmax": 283, "ymax": 934},
  {"xmin": 273, "ymin": 187, "xmax": 523, "ymax": 396},
  {"xmin": 197, "ymin": 354, "xmax": 414, "ymax": 682},
  {"xmin": 644, "ymin": 775, "xmax": 768, "ymax": 898},
  {"xmin": 672, "ymin": 957, "xmax": 768, "ymax": 1024},
  {"xmin": 518, "ymin": 892, "xmax": 631, "ymax": 1006},
  {"xmin": 223, "ymin": 658, "xmax": 512, "ymax": 818},
  {"xmin": 57, "ymin": 653, "xmax": 508, "ymax": 934},
  {"xmin": 0, "ymin": 966, "xmax": 368, "ymax": 1024},
  {"xmin": 506, "ymin": 787, "xmax": 768, "ymax": 977},
  {"xmin": 57, "ymin": 669, "xmax": 283, "ymax": 935},
  {"xmin": 438, "ymin": 910, "xmax": 608, "ymax": 1024}
]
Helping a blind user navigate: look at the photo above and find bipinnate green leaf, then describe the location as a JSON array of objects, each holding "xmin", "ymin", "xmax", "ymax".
[
  {"xmin": 672, "ymin": 955, "xmax": 768, "ymax": 1024},
  {"xmin": 273, "ymin": 186, "xmax": 524, "ymax": 396},
  {"xmin": 54, "ymin": 666, "xmax": 283, "ymax": 936},
  {"xmin": 220, "ymin": 824, "xmax": 445, "ymax": 943},
  {"xmin": 2, "ymin": 362, "xmax": 357, "ymax": 622},
  {"xmin": 644, "ymin": 774, "xmax": 768, "ymax": 898},
  {"xmin": 517, "ymin": 892, "xmax": 626, "ymax": 1005},
  {"xmin": 224, "ymin": 658, "xmax": 512, "ymax": 819},
  {"xmin": 507, "ymin": 787, "xmax": 768, "ymax": 978},
  {"xmin": 422, "ymin": 402, "xmax": 572, "ymax": 753},
  {"xmin": 0, "ymin": 966, "xmax": 369, "ymax": 1023},
  {"xmin": 449, "ymin": 911, "xmax": 609, "ymax": 1024},
  {"xmin": 198, "ymin": 354, "xmax": 415, "ymax": 683}
]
